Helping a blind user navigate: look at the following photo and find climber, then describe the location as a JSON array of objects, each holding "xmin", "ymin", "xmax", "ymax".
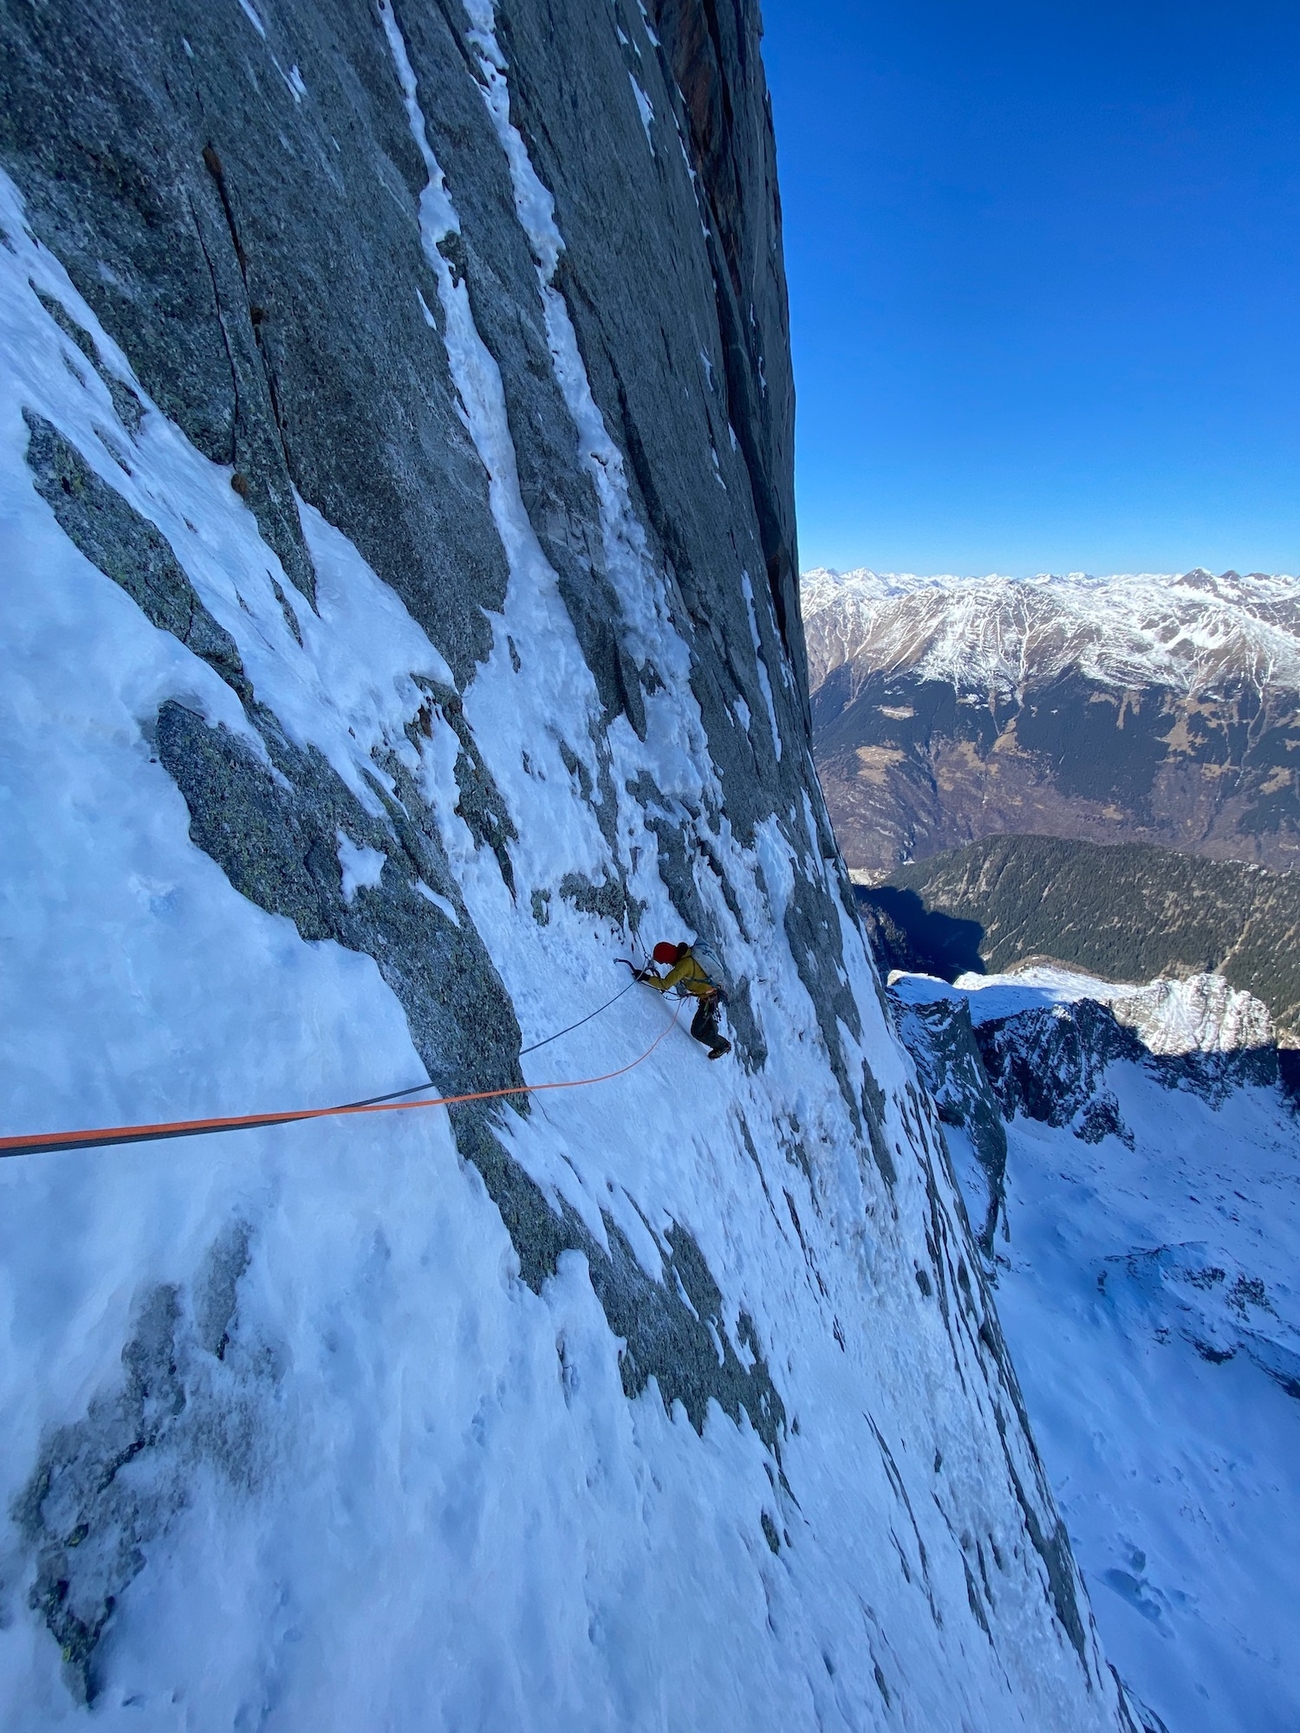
[{"xmin": 637, "ymin": 941, "xmax": 732, "ymax": 1060}]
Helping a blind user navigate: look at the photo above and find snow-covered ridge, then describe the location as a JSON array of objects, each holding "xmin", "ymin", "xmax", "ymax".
[
  {"xmin": 893, "ymin": 966, "xmax": 1275, "ymax": 1056},
  {"xmin": 802, "ymin": 566, "xmax": 1300, "ymax": 698},
  {"xmin": 888, "ymin": 963, "xmax": 1300, "ymax": 1733}
]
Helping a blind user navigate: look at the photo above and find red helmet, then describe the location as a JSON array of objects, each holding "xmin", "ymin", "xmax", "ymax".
[{"xmin": 652, "ymin": 941, "xmax": 682, "ymax": 965}]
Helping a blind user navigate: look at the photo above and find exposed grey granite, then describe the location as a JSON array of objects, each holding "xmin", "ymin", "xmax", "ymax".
[
  {"xmin": 0, "ymin": 1, "xmax": 1122, "ymax": 1712},
  {"xmin": 3, "ymin": 0, "xmax": 826, "ymax": 1693},
  {"xmin": 14, "ymin": 1225, "xmax": 277, "ymax": 1704}
]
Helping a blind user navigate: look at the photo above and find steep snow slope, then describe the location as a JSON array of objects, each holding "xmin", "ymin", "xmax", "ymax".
[
  {"xmin": 803, "ymin": 569, "xmax": 1300, "ymax": 872},
  {"xmin": 0, "ymin": 2, "xmax": 1140, "ymax": 1728},
  {"xmin": 894, "ymin": 967, "xmax": 1300, "ymax": 1733}
]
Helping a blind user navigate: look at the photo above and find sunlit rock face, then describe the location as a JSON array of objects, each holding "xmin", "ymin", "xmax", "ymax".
[
  {"xmin": 803, "ymin": 568, "xmax": 1300, "ymax": 875},
  {"xmin": 0, "ymin": 5, "xmax": 1144, "ymax": 1728}
]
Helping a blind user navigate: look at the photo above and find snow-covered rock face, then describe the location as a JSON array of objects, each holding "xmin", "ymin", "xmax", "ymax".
[
  {"xmin": 893, "ymin": 966, "xmax": 1285, "ymax": 1246},
  {"xmin": 893, "ymin": 966, "xmax": 1300, "ymax": 1733},
  {"xmin": 0, "ymin": 4, "xmax": 1141, "ymax": 1728},
  {"xmin": 890, "ymin": 991, "xmax": 1008, "ymax": 1257},
  {"xmin": 1068, "ymin": 970, "xmax": 1273, "ymax": 1057},
  {"xmin": 802, "ymin": 567, "xmax": 1300, "ymax": 872}
]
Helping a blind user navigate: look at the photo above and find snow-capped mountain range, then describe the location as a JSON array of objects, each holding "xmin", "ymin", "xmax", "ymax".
[
  {"xmin": 803, "ymin": 568, "xmax": 1300, "ymax": 873},
  {"xmin": 803, "ymin": 567, "xmax": 1300, "ymax": 699}
]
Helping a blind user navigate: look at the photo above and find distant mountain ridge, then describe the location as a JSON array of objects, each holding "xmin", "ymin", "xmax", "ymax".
[
  {"xmin": 803, "ymin": 567, "xmax": 1300, "ymax": 696},
  {"xmin": 803, "ymin": 568, "xmax": 1300, "ymax": 873}
]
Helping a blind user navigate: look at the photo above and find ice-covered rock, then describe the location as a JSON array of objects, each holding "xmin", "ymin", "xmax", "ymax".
[
  {"xmin": 0, "ymin": 3, "xmax": 1140, "ymax": 1729},
  {"xmin": 931, "ymin": 964, "xmax": 1274, "ymax": 1057},
  {"xmin": 1104, "ymin": 971, "xmax": 1274, "ymax": 1055}
]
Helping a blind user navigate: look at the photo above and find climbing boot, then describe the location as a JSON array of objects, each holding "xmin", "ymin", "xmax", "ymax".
[{"xmin": 708, "ymin": 1039, "xmax": 732, "ymax": 1061}]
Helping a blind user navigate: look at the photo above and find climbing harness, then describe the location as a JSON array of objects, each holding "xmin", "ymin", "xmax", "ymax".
[{"xmin": 0, "ymin": 989, "xmax": 682, "ymax": 1162}]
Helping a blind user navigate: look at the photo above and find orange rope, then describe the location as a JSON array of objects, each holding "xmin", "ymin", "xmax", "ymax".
[{"xmin": 0, "ymin": 999, "xmax": 684, "ymax": 1160}]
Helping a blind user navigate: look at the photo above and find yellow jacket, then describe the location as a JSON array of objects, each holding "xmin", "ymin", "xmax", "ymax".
[{"xmin": 644, "ymin": 949, "xmax": 717, "ymax": 998}]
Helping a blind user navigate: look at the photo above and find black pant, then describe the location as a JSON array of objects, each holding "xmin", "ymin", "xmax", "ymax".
[{"xmin": 689, "ymin": 992, "xmax": 725, "ymax": 1054}]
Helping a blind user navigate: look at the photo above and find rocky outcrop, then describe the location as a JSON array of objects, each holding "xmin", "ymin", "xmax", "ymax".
[
  {"xmin": 892, "ymin": 992, "xmax": 1007, "ymax": 1254},
  {"xmin": 892, "ymin": 967, "xmax": 1294, "ymax": 1261},
  {"xmin": 1107, "ymin": 971, "xmax": 1274, "ymax": 1056},
  {"xmin": 973, "ymin": 998, "xmax": 1143, "ymax": 1146}
]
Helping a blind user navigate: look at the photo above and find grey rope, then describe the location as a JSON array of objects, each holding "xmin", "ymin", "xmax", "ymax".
[
  {"xmin": 346, "ymin": 955, "xmax": 648, "ymax": 1105},
  {"xmin": 520, "ymin": 970, "xmax": 641, "ymax": 1055}
]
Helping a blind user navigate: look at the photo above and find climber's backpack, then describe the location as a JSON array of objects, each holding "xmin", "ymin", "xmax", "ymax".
[{"xmin": 687, "ymin": 938, "xmax": 733, "ymax": 1004}]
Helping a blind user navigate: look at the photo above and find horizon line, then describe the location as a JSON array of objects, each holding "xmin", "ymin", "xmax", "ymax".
[{"xmin": 800, "ymin": 565, "xmax": 1299, "ymax": 585}]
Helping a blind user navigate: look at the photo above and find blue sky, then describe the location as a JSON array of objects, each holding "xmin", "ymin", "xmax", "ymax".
[{"xmin": 761, "ymin": 1, "xmax": 1300, "ymax": 576}]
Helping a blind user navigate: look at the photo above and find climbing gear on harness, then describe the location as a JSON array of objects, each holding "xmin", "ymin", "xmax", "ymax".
[
  {"xmin": 638, "ymin": 941, "xmax": 733, "ymax": 1060},
  {"xmin": 0, "ymin": 993, "xmax": 685, "ymax": 1161}
]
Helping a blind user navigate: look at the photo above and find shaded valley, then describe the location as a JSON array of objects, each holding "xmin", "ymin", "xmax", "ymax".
[{"xmin": 857, "ymin": 833, "xmax": 1300, "ymax": 1043}]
